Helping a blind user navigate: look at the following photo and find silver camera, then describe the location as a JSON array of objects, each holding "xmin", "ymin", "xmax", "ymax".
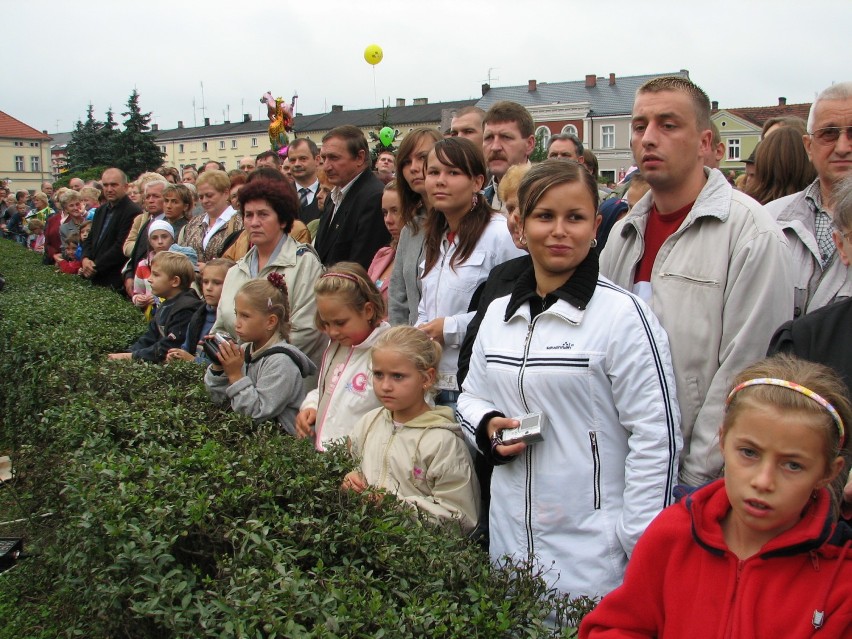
[{"xmin": 498, "ymin": 412, "xmax": 546, "ymax": 445}]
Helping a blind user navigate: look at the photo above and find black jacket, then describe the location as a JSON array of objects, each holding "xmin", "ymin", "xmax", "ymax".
[
  {"xmin": 768, "ymin": 296, "xmax": 852, "ymax": 395},
  {"xmin": 313, "ymin": 169, "xmax": 388, "ymax": 270},
  {"xmin": 129, "ymin": 289, "xmax": 203, "ymax": 362},
  {"xmin": 297, "ymin": 187, "xmax": 322, "ymax": 225},
  {"xmin": 83, "ymin": 195, "xmax": 141, "ymax": 290}
]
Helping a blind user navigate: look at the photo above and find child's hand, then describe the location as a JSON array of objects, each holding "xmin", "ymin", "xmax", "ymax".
[
  {"xmin": 417, "ymin": 318, "xmax": 445, "ymax": 345},
  {"xmin": 295, "ymin": 408, "xmax": 317, "ymax": 439},
  {"xmin": 341, "ymin": 470, "xmax": 368, "ymax": 493},
  {"xmin": 107, "ymin": 353, "xmax": 132, "ymax": 361},
  {"xmin": 216, "ymin": 340, "xmax": 244, "ymax": 382},
  {"xmin": 132, "ymin": 293, "xmax": 154, "ymax": 308},
  {"xmin": 166, "ymin": 348, "xmax": 194, "ymax": 362}
]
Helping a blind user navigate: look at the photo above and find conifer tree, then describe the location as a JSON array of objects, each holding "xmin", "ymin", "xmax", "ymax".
[{"xmin": 114, "ymin": 90, "xmax": 164, "ymax": 178}]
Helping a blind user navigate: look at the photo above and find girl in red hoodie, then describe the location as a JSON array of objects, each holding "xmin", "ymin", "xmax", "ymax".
[{"xmin": 581, "ymin": 354, "xmax": 851, "ymax": 639}]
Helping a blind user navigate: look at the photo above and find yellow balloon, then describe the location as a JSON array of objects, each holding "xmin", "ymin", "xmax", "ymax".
[{"xmin": 364, "ymin": 44, "xmax": 383, "ymax": 66}]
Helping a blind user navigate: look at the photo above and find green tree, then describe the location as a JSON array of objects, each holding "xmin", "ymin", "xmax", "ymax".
[
  {"xmin": 64, "ymin": 103, "xmax": 104, "ymax": 173},
  {"xmin": 530, "ymin": 128, "xmax": 549, "ymax": 163},
  {"xmin": 114, "ymin": 90, "xmax": 164, "ymax": 179}
]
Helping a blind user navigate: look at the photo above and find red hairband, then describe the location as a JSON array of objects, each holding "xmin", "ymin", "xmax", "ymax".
[{"xmin": 321, "ymin": 272, "xmax": 359, "ymax": 284}]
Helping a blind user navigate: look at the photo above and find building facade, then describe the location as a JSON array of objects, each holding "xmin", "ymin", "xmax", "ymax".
[{"xmin": 0, "ymin": 111, "xmax": 53, "ymax": 193}]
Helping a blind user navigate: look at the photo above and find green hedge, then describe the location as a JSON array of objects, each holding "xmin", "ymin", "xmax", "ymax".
[{"xmin": 0, "ymin": 241, "xmax": 594, "ymax": 637}]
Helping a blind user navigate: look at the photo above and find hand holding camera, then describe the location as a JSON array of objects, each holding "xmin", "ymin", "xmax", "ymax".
[
  {"xmin": 203, "ymin": 333, "xmax": 243, "ymax": 381},
  {"xmin": 487, "ymin": 412, "xmax": 546, "ymax": 459}
]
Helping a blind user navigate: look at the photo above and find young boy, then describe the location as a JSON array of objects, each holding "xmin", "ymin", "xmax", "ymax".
[
  {"xmin": 108, "ymin": 252, "xmax": 202, "ymax": 363},
  {"xmin": 131, "ymin": 220, "xmax": 176, "ymax": 320},
  {"xmin": 56, "ymin": 233, "xmax": 83, "ymax": 275},
  {"xmin": 166, "ymin": 258, "xmax": 235, "ymax": 364}
]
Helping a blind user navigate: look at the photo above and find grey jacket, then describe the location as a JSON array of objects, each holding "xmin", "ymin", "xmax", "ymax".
[
  {"xmin": 765, "ymin": 187, "xmax": 852, "ymax": 317},
  {"xmin": 205, "ymin": 338, "xmax": 317, "ymax": 435},
  {"xmin": 600, "ymin": 168, "xmax": 793, "ymax": 486},
  {"xmin": 388, "ymin": 220, "xmax": 425, "ymax": 326}
]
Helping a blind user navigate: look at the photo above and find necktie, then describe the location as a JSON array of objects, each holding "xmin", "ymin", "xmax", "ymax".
[
  {"xmin": 483, "ymin": 184, "xmax": 495, "ymax": 206},
  {"xmin": 299, "ymin": 187, "xmax": 309, "ymax": 208}
]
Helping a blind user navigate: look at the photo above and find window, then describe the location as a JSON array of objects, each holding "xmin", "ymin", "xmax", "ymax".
[
  {"xmin": 219, "ymin": 140, "xmax": 225, "ymax": 150},
  {"xmin": 30, "ymin": 142, "xmax": 39, "ymax": 147},
  {"xmin": 159, "ymin": 146, "xmax": 166, "ymax": 153},
  {"xmin": 14, "ymin": 156, "xmax": 24, "ymax": 171},
  {"xmin": 13, "ymin": 141, "xmax": 23, "ymax": 147},
  {"xmin": 727, "ymin": 138, "xmax": 741, "ymax": 161},
  {"xmin": 250, "ymin": 137, "xmax": 258, "ymax": 147},
  {"xmin": 231, "ymin": 139, "xmax": 237, "ymax": 149},
  {"xmin": 178, "ymin": 143, "xmax": 185, "ymax": 153},
  {"xmin": 535, "ymin": 126, "xmax": 551, "ymax": 151},
  {"xmin": 601, "ymin": 125, "xmax": 615, "ymax": 149},
  {"xmin": 561, "ymin": 124, "xmax": 578, "ymax": 136},
  {"xmin": 202, "ymin": 142, "xmax": 208, "ymax": 152},
  {"xmin": 30, "ymin": 156, "xmax": 40, "ymax": 172}
]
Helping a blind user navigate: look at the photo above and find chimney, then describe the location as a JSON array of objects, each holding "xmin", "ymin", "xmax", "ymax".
[
  {"xmin": 585, "ymin": 74, "xmax": 596, "ymax": 88},
  {"xmin": 481, "ymin": 83, "xmax": 490, "ymax": 96},
  {"xmin": 396, "ymin": 98, "xmax": 405, "ymax": 107},
  {"xmin": 609, "ymin": 73, "xmax": 616, "ymax": 86},
  {"xmin": 223, "ymin": 120, "xmax": 230, "ymax": 125},
  {"xmin": 204, "ymin": 117, "xmax": 210, "ymax": 126},
  {"xmin": 243, "ymin": 113, "xmax": 251, "ymax": 122},
  {"xmin": 528, "ymin": 79, "xmax": 537, "ymax": 92},
  {"xmin": 42, "ymin": 129, "xmax": 48, "ymax": 134},
  {"xmin": 152, "ymin": 123, "xmax": 159, "ymax": 131},
  {"xmin": 778, "ymin": 97, "xmax": 787, "ymax": 106},
  {"xmin": 331, "ymin": 104, "xmax": 343, "ymax": 113},
  {"xmin": 413, "ymin": 97, "xmax": 428, "ymax": 105},
  {"xmin": 711, "ymin": 100, "xmax": 719, "ymax": 111},
  {"xmin": 177, "ymin": 120, "xmax": 184, "ymax": 129}
]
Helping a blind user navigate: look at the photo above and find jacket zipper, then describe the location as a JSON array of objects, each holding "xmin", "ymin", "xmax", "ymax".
[
  {"xmin": 589, "ymin": 431, "xmax": 601, "ymax": 510},
  {"xmin": 518, "ymin": 318, "xmax": 538, "ymax": 557},
  {"xmin": 378, "ymin": 421, "xmax": 397, "ymax": 488},
  {"xmin": 315, "ymin": 345, "xmax": 354, "ymax": 447},
  {"xmin": 723, "ymin": 560, "xmax": 745, "ymax": 639}
]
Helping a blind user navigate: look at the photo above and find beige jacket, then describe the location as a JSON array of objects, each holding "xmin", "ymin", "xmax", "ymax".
[
  {"xmin": 600, "ymin": 168, "xmax": 793, "ymax": 486},
  {"xmin": 212, "ymin": 236, "xmax": 325, "ymax": 390},
  {"xmin": 350, "ymin": 406, "xmax": 479, "ymax": 534}
]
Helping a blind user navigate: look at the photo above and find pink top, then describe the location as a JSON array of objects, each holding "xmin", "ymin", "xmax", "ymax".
[{"xmin": 367, "ymin": 246, "xmax": 396, "ymax": 318}]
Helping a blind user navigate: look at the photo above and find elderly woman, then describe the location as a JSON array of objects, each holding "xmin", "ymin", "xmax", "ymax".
[
  {"xmin": 177, "ymin": 169, "xmax": 243, "ymax": 269},
  {"xmin": 458, "ymin": 160, "xmax": 681, "ymax": 600},
  {"xmin": 211, "ymin": 178, "xmax": 325, "ymax": 389}
]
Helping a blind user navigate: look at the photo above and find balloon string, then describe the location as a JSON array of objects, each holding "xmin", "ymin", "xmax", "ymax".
[{"xmin": 373, "ymin": 66, "xmax": 377, "ymax": 105}]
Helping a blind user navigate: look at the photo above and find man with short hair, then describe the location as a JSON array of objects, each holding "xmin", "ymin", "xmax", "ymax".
[
  {"xmin": 203, "ymin": 160, "xmax": 224, "ymax": 172},
  {"xmin": 765, "ymin": 81, "xmax": 852, "ymax": 316},
  {"xmin": 288, "ymin": 138, "xmax": 322, "ymax": 224},
  {"xmin": 314, "ymin": 125, "xmax": 388, "ymax": 269},
  {"xmin": 255, "ymin": 150, "xmax": 280, "ymax": 169},
  {"xmin": 450, "ymin": 106, "xmax": 486, "ymax": 148},
  {"xmin": 546, "ymin": 132, "xmax": 585, "ymax": 162},
  {"xmin": 482, "ymin": 101, "xmax": 535, "ymax": 211},
  {"xmin": 238, "ymin": 156, "xmax": 256, "ymax": 172},
  {"xmin": 703, "ymin": 122, "xmax": 725, "ymax": 169},
  {"xmin": 69, "ymin": 177, "xmax": 84, "ymax": 191},
  {"xmin": 600, "ymin": 76, "xmax": 792, "ymax": 486},
  {"xmin": 374, "ymin": 150, "xmax": 395, "ymax": 185},
  {"xmin": 81, "ymin": 168, "xmax": 142, "ymax": 290}
]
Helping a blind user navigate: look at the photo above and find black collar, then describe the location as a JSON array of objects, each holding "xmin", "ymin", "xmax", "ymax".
[{"xmin": 504, "ymin": 249, "xmax": 599, "ymax": 321}]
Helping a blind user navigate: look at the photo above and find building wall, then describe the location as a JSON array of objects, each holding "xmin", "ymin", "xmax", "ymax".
[
  {"xmin": 584, "ymin": 115, "xmax": 634, "ymax": 180},
  {"xmin": 0, "ymin": 138, "xmax": 53, "ymax": 192},
  {"xmin": 711, "ymin": 110, "xmax": 761, "ymax": 171}
]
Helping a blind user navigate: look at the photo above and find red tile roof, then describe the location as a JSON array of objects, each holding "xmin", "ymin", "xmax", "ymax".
[
  {"xmin": 719, "ymin": 103, "xmax": 811, "ymax": 128},
  {"xmin": 0, "ymin": 110, "xmax": 52, "ymax": 140}
]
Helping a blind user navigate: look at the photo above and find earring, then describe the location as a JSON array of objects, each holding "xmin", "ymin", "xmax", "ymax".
[
  {"xmin": 520, "ymin": 236, "xmax": 527, "ymax": 246},
  {"xmin": 470, "ymin": 193, "xmax": 478, "ymax": 211},
  {"xmin": 590, "ymin": 238, "xmax": 598, "ymax": 248}
]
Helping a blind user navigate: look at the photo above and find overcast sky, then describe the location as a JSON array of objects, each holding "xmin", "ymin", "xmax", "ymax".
[{"xmin": 8, "ymin": 0, "xmax": 850, "ymax": 135}]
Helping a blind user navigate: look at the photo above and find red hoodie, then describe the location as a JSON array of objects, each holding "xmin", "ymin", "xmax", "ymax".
[{"xmin": 580, "ymin": 479, "xmax": 852, "ymax": 639}]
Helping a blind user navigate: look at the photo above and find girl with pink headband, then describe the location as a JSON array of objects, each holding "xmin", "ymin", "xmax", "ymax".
[{"xmin": 581, "ymin": 354, "xmax": 851, "ymax": 638}]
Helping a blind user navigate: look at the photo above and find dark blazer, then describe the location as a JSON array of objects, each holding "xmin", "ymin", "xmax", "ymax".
[
  {"xmin": 83, "ymin": 195, "xmax": 141, "ymax": 290},
  {"xmin": 313, "ymin": 169, "xmax": 388, "ymax": 270},
  {"xmin": 296, "ymin": 185, "xmax": 322, "ymax": 225}
]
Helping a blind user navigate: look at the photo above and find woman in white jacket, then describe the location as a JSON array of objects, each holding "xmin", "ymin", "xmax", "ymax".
[
  {"xmin": 417, "ymin": 137, "xmax": 525, "ymax": 407},
  {"xmin": 457, "ymin": 160, "xmax": 682, "ymax": 599}
]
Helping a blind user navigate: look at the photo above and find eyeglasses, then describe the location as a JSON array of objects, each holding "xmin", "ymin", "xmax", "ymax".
[{"xmin": 809, "ymin": 126, "xmax": 852, "ymax": 145}]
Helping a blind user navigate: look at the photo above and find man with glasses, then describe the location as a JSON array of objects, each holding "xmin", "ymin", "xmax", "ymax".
[{"xmin": 766, "ymin": 82, "xmax": 852, "ymax": 316}]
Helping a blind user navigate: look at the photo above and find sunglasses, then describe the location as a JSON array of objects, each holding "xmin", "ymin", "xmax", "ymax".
[{"xmin": 809, "ymin": 126, "xmax": 852, "ymax": 145}]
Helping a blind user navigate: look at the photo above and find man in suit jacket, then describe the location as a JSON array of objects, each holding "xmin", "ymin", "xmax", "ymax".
[
  {"xmin": 288, "ymin": 138, "xmax": 323, "ymax": 225},
  {"xmin": 81, "ymin": 168, "xmax": 141, "ymax": 291},
  {"xmin": 314, "ymin": 125, "xmax": 389, "ymax": 269}
]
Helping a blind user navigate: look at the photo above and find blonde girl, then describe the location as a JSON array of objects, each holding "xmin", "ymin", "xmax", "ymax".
[
  {"xmin": 343, "ymin": 326, "xmax": 479, "ymax": 533},
  {"xmin": 205, "ymin": 274, "xmax": 317, "ymax": 434},
  {"xmin": 295, "ymin": 262, "xmax": 390, "ymax": 450}
]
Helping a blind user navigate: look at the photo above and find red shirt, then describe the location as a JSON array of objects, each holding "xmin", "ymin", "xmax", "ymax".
[{"xmin": 634, "ymin": 201, "xmax": 693, "ymax": 286}]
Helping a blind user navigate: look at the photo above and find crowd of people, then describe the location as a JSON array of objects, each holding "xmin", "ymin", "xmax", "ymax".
[{"xmin": 3, "ymin": 76, "xmax": 851, "ymax": 636}]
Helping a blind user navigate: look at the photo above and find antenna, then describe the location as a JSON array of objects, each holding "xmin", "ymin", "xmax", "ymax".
[
  {"xmin": 55, "ymin": 119, "xmax": 61, "ymax": 133},
  {"xmin": 486, "ymin": 68, "xmax": 500, "ymax": 85},
  {"xmin": 200, "ymin": 82, "xmax": 207, "ymax": 121},
  {"xmin": 192, "ymin": 98, "xmax": 197, "ymax": 127}
]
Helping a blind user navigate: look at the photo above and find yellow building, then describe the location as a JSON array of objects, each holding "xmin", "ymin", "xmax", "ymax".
[
  {"xmin": 0, "ymin": 110, "xmax": 53, "ymax": 192},
  {"xmin": 153, "ymin": 99, "xmax": 477, "ymax": 170}
]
